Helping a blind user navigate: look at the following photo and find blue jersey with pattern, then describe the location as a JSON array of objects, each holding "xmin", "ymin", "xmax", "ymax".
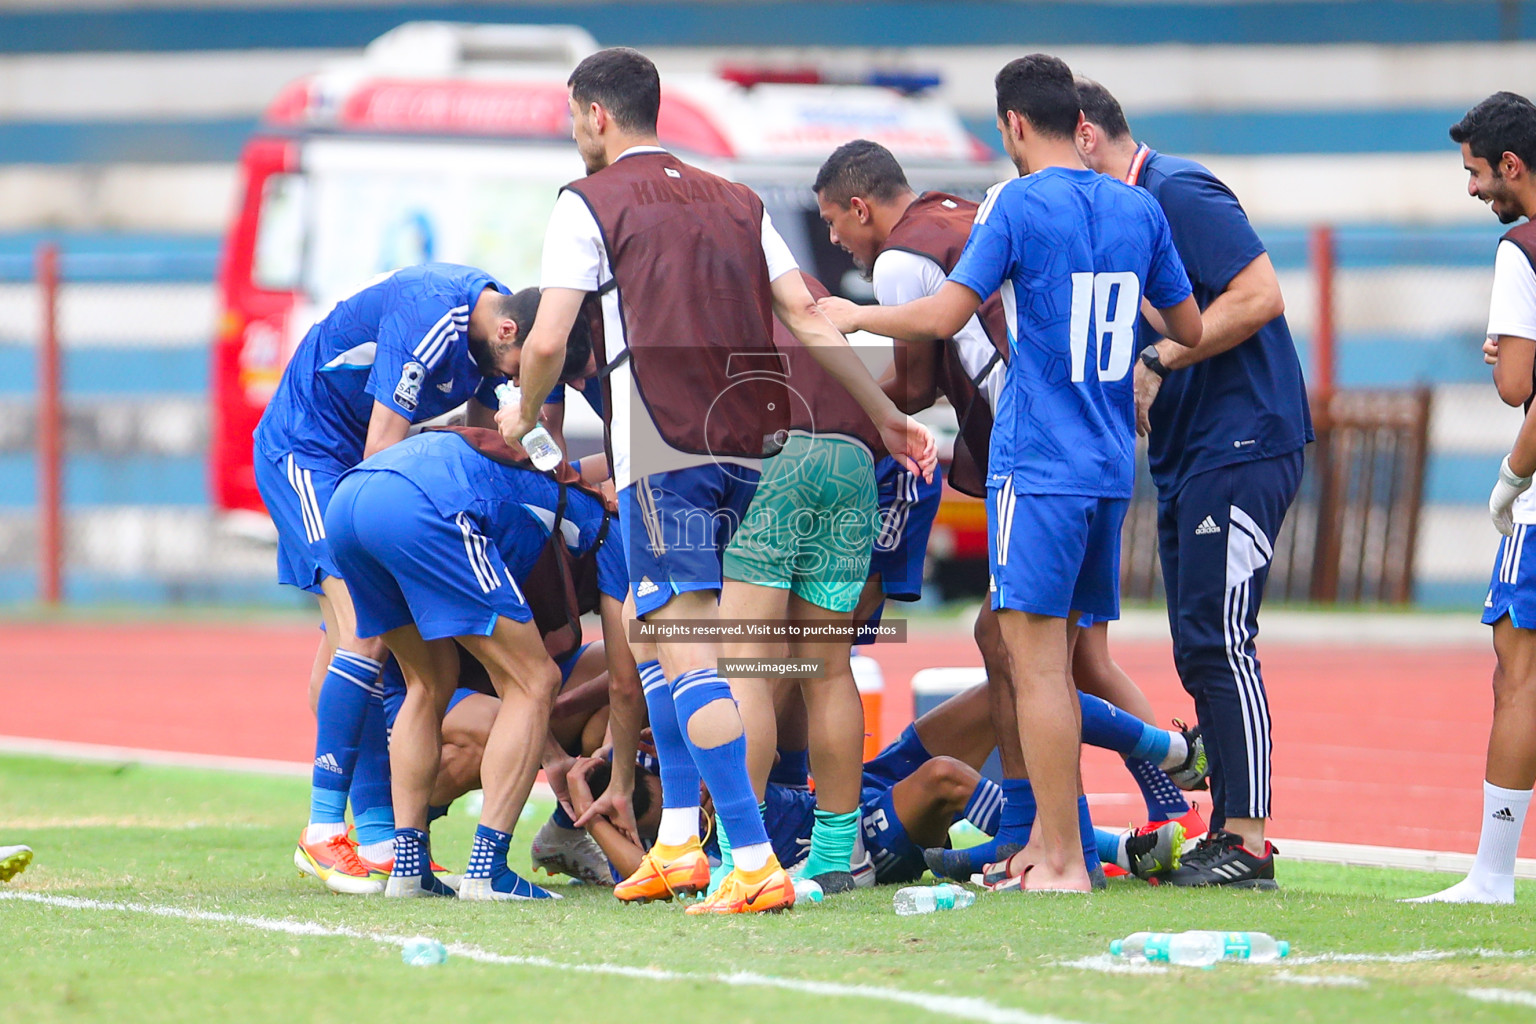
[
  {"xmin": 948, "ymin": 168, "xmax": 1191, "ymax": 498},
  {"xmin": 255, "ymin": 263, "xmax": 507, "ymax": 470},
  {"xmin": 347, "ymin": 431, "xmax": 626, "ymax": 601}
]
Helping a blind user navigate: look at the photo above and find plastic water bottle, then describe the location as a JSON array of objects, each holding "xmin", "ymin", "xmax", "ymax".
[
  {"xmin": 494, "ymin": 382, "xmax": 563, "ymax": 472},
  {"xmin": 893, "ymin": 883, "xmax": 975, "ymax": 916},
  {"xmin": 792, "ymin": 877, "xmax": 824, "ymax": 904},
  {"xmin": 401, "ymin": 937, "xmax": 448, "ymax": 966},
  {"xmin": 1109, "ymin": 931, "xmax": 1221, "ymax": 966},
  {"xmin": 1201, "ymin": 931, "xmax": 1290, "ymax": 963}
]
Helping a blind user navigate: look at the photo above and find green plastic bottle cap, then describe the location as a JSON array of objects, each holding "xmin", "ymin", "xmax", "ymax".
[
  {"xmin": 1277, "ymin": 940, "xmax": 1290, "ymax": 958},
  {"xmin": 1110, "ymin": 940, "xmax": 1123, "ymax": 955}
]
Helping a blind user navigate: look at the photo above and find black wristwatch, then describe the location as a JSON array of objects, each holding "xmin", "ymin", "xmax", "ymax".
[{"xmin": 1140, "ymin": 348, "xmax": 1171, "ymax": 379}]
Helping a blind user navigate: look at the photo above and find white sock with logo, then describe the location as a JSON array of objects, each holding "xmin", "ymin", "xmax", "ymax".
[
  {"xmin": 1468, "ymin": 781, "xmax": 1532, "ymax": 897},
  {"xmin": 1403, "ymin": 780, "xmax": 1530, "ymax": 904}
]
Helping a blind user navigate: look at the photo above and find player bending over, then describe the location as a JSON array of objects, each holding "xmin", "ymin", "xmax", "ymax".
[
  {"xmin": 325, "ymin": 426, "xmax": 636, "ymax": 900},
  {"xmin": 255, "ymin": 266, "xmax": 573, "ymax": 893}
]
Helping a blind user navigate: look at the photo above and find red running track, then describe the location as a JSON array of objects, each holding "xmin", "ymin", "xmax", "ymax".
[{"xmin": 0, "ymin": 620, "xmax": 1513, "ymax": 856}]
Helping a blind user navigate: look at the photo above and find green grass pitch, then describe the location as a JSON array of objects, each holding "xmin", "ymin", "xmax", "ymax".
[{"xmin": 4, "ymin": 753, "xmax": 1536, "ymax": 1023}]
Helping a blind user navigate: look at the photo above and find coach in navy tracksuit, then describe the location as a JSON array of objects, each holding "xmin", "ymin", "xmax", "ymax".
[{"xmin": 1076, "ymin": 79, "xmax": 1312, "ymax": 889}]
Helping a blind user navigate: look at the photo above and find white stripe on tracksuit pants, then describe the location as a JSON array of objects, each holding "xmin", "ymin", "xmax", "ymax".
[{"xmin": 1158, "ymin": 451, "xmax": 1302, "ymax": 827}]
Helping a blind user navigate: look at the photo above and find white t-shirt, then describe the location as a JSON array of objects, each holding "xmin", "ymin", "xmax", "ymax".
[
  {"xmin": 870, "ymin": 248, "xmax": 1004, "ymax": 411},
  {"xmin": 539, "ymin": 147, "xmax": 799, "ymax": 490},
  {"xmin": 1487, "ymin": 239, "xmax": 1536, "ymax": 524}
]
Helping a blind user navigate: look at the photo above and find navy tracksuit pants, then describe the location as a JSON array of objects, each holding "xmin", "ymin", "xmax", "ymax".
[{"xmin": 1156, "ymin": 450, "xmax": 1303, "ymax": 828}]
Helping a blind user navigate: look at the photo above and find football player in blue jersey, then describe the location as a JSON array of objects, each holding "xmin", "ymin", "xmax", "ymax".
[
  {"xmin": 324, "ymin": 426, "xmax": 637, "ymax": 900},
  {"xmin": 1076, "ymin": 79, "xmax": 1312, "ymax": 889},
  {"xmin": 375, "ymin": 640, "xmax": 627, "ymax": 887},
  {"xmin": 821, "ymin": 54, "xmax": 1201, "ymax": 893},
  {"xmin": 254, "ymin": 269, "xmax": 592, "ymax": 892}
]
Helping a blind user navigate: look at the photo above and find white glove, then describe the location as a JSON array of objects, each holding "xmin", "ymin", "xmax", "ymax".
[{"xmin": 1491, "ymin": 455, "xmax": 1533, "ymax": 536}]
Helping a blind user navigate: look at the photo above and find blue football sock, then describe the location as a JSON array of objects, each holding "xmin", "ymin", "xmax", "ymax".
[
  {"xmin": 309, "ymin": 650, "xmax": 383, "ymax": 826},
  {"xmin": 1095, "ymin": 827, "xmax": 1125, "ymax": 870},
  {"xmin": 945, "ymin": 778, "xmax": 1035, "ymax": 872},
  {"xmin": 768, "ymin": 747, "xmax": 811, "ymax": 790},
  {"xmin": 466, "ymin": 824, "xmax": 512, "ymax": 880},
  {"xmin": 550, "ymin": 803, "xmax": 578, "ymax": 829},
  {"xmin": 1078, "ymin": 796, "xmax": 1100, "ymax": 873},
  {"xmin": 350, "ymin": 693, "xmax": 394, "ymax": 850},
  {"xmin": 392, "ymin": 827, "xmax": 428, "ymax": 878},
  {"xmin": 963, "ymin": 778, "xmax": 1004, "ymax": 836},
  {"xmin": 864, "ymin": 723, "xmax": 931, "ymax": 785},
  {"xmin": 1126, "ymin": 757, "xmax": 1190, "ymax": 822},
  {"xmin": 1077, "ymin": 692, "xmax": 1148, "ymax": 757},
  {"xmin": 671, "ymin": 668, "xmax": 770, "ymax": 851},
  {"xmin": 640, "ymin": 660, "xmax": 701, "ymax": 810},
  {"xmin": 1128, "ymin": 725, "xmax": 1172, "ymax": 766},
  {"xmin": 997, "ymin": 778, "xmax": 1037, "ymax": 845}
]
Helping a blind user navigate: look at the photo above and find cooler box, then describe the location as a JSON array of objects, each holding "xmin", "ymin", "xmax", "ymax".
[
  {"xmin": 852, "ymin": 654, "xmax": 884, "ymax": 761},
  {"xmin": 910, "ymin": 666, "xmax": 1003, "ymax": 783}
]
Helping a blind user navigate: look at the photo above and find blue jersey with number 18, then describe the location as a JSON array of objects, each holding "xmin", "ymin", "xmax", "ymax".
[{"xmin": 949, "ymin": 167, "xmax": 1190, "ymax": 499}]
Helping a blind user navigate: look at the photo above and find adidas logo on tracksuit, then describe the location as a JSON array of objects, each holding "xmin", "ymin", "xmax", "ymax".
[
  {"xmin": 314, "ymin": 753, "xmax": 343, "ymax": 774},
  {"xmin": 636, "ymin": 577, "xmax": 659, "ymax": 597},
  {"xmin": 1494, "ymin": 806, "xmax": 1517, "ymax": 822},
  {"xmin": 1195, "ymin": 515, "xmax": 1221, "ymax": 536}
]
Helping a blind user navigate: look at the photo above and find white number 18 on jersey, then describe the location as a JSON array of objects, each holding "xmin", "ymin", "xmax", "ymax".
[{"xmin": 1068, "ymin": 271, "xmax": 1140, "ymax": 383}]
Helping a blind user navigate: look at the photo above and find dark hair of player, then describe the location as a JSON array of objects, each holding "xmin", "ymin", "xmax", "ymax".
[
  {"xmin": 586, "ymin": 760, "xmax": 656, "ymax": 823},
  {"xmin": 568, "ymin": 47, "xmax": 661, "ymax": 135},
  {"xmin": 1074, "ymin": 77, "xmax": 1132, "ymax": 141},
  {"xmin": 1450, "ymin": 91, "xmax": 1536, "ymax": 174},
  {"xmin": 812, "ymin": 139, "xmax": 914, "ymax": 207},
  {"xmin": 994, "ymin": 53, "xmax": 1080, "ymax": 140},
  {"xmin": 469, "ymin": 287, "xmax": 593, "ymax": 383}
]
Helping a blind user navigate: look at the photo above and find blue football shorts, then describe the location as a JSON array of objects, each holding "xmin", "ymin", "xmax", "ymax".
[
  {"xmin": 253, "ymin": 448, "xmax": 344, "ymax": 595},
  {"xmin": 988, "ymin": 479, "xmax": 1128, "ymax": 621}
]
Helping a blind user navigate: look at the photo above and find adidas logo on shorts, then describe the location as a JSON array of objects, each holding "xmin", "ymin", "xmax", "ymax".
[
  {"xmin": 1494, "ymin": 806, "xmax": 1517, "ymax": 822},
  {"xmin": 1195, "ymin": 515, "xmax": 1221, "ymax": 536},
  {"xmin": 636, "ymin": 577, "xmax": 659, "ymax": 597},
  {"xmin": 314, "ymin": 753, "xmax": 343, "ymax": 774}
]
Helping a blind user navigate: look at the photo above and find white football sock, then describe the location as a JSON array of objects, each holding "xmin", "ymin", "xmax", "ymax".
[
  {"xmin": 1403, "ymin": 780, "xmax": 1530, "ymax": 904},
  {"xmin": 304, "ymin": 822, "xmax": 348, "ymax": 843},
  {"xmin": 733, "ymin": 841, "xmax": 772, "ymax": 873},
  {"xmin": 657, "ymin": 806, "xmax": 700, "ymax": 847},
  {"xmin": 1468, "ymin": 781, "xmax": 1531, "ymax": 897},
  {"xmin": 358, "ymin": 840, "xmax": 393, "ymax": 863},
  {"xmin": 1160, "ymin": 732, "xmax": 1190, "ymax": 771}
]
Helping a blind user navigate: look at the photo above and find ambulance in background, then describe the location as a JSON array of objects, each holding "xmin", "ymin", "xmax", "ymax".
[{"xmin": 213, "ymin": 22, "xmax": 1003, "ymax": 591}]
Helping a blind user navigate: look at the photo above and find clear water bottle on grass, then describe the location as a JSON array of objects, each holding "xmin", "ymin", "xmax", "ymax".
[
  {"xmin": 893, "ymin": 883, "xmax": 975, "ymax": 915},
  {"xmin": 1111, "ymin": 932, "xmax": 1222, "ymax": 966},
  {"xmin": 494, "ymin": 383, "xmax": 563, "ymax": 471},
  {"xmin": 1200, "ymin": 931, "xmax": 1289, "ymax": 963}
]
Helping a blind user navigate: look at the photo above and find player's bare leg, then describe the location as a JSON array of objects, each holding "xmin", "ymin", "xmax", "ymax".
[
  {"xmin": 791, "ymin": 595, "xmax": 864, "ymax": 887},
  {"xmin": 975, "ymin": 605, "xmax": 1026, "ymax": 774},
  {"xmin": 888, "ymin": 757, "xmax": 986, "ymax": 848},
  {"xmin": 1072, "ymin": 621, "xmax": 1154, "ymax": 721},
  {"xmin": 461, "ymin": 617, "xmax": 562, "ymax": 837},
  {"xmin": 992, "ymin": 609, "xmax": 1089, "ymax": 892},
  {"xmin": 382, "ymin": 628, "xmax": 459, "ymax": 832}
]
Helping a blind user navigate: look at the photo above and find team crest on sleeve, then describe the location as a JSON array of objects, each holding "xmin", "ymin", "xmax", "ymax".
[{"xmin": 395, "ymin": 361, "xmax": 426, "ymax": 412}]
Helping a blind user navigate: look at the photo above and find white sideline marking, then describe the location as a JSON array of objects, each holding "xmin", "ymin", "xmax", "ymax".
[
  {"xmin": 1055, "ymin": 955, "xmax": 1167, "ymax": 975},
  {"xmin": 1271, "ymin": 972, "xmax": 1368, "ymax": 988},
  {"xmin": 1287, "ymin": 948, "xmax": 1536, "ymax": 965},
  {"xmin": 1279, "ymin": 838, "xmax": 1536, "ymax": 880},
  {"xmin": 0, "ymin": 735, "xmax": 309, "ymax": 777},
  {"xmin": 0, "ymin": 892, "xmax": 1087, "ymax": 1024},
  {"xmin": 1463, "ymin": 988, "xmax": 1536, "ymax": 1008}
]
